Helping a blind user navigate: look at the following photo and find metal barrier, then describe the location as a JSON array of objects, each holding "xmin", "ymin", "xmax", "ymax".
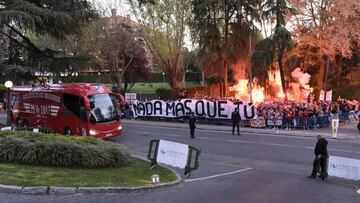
[{"xmin": 129, "ymin": 114, "xmax": 343, "ymax": 130}]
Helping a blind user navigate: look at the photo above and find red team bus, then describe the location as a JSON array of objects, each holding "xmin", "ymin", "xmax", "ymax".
[{"xmin": 5, "ymin": 83, "xmax": 123, "ymax": 138}]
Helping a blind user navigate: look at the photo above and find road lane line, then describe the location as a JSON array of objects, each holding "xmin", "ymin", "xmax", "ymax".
[
  {"xmin": 185, "ymin": 168, "xmax": 252, "ymax": 183},
  {"xmin": 227, "ymin": 140, "xmax": 254, "ymax": 144},
  {"xmin": 135, "ymin": 131, "xmax": 150, "ymax": 134},
  {"xmin": 135, "ymin": 132, "xmax": 183, "ymax": 138},
  {"xmin": 126, "ymin": 124, "xmax": 320, "ymax": 140},
  {"xmin": 202, "ymin": 161, "xmax": 249, "ymax": 168},
  {"xmin": 197, "ymin": 137, "xmax": 218, "ymax": 140},
  {"xmin": 266, "ymin": 143, "xmax": 290, "ymax": 147},
  {"xmin": 163, "ymin": 133, "xmax": 183, "ymax": 137},
  {"xmin": 328, "ymin": 148, "xmax": 359, "ymax": 153}
]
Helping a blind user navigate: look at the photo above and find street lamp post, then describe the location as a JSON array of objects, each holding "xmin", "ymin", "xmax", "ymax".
[
  {"xmin": 97, "ymin": 72, "xmax": 101, "ymax": 83},
  {"xmin": 4, "ymin": 81, "xmax": 13, "ymax": 126},
  {"xmin": 162, "ymin": 72, "xmax": 165, "ymax": 83},
  {"xmin": 183, "ymin": 69, "xmax": 189, "ymax": 88}
]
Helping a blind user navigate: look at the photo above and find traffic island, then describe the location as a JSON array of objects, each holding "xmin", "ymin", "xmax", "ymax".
[
  {"xmin": 0, "ymin": 131, "xmax": 180, "ymax": 195},
  {"xmin": 0, "ymin": 158, "xmax": 180, "ymax": 195}
]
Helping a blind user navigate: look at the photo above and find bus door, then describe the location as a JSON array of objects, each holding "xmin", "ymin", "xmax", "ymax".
[{"xmin": 61, "ymin": 94, "xmax": 88, "ymax": 135}]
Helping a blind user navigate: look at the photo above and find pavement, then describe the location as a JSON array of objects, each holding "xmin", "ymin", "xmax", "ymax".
[
  {"xmin": 1, "ymin": 123, "xmax": 359, "ymax": 203},
  {"xmin": 122, "ymin": 118, "xmax": 360, "ymax": 140}
]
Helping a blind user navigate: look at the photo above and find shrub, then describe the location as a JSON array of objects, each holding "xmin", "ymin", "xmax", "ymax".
[
  {"xmin": 0, "ymin": 131, "xmax": 130, "ymax": 168},
  {"xmin": 0, "ymin": 84, "xmax": 6, "ymax": 103},
  {"xmin": 156, "ymin": 88, "xmax": 178, "ymax": 100}
]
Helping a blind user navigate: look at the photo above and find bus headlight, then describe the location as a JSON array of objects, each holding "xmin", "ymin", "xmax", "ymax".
[
  {"xmin": 117, "ymin": 125, "xmax": 122, "ymax": 130},
  {"xmin": 89, "ymin": 129, "xmax": 97, "ymax": 136}
]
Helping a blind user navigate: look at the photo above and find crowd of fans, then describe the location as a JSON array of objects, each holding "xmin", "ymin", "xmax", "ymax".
[{"xmin": 254, "ymin": 99, "xmax": 359, "ymax": 130}]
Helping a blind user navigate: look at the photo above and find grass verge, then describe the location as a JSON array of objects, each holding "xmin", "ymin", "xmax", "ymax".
[{"xmin": 0, "ymin": 158, "xmax": 177, "ymax": 187}]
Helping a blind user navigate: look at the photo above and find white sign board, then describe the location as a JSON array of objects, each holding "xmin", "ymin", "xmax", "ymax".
[
  {"xmin": 125, "ymin": 93, "xmax": 137, "ymax": 102},
  {"xmin": 1, "ymin": 126, "xmax": 12, "ymax": 131},
  {"xmin": 328, "ymin": 156, "xmax": 360, "ymax": 181},
  {"xmin": 157, "ymin": 140, "xmax": 189, "ymax": 169},
  {"xmin": 33, "ymin": 128, "xmax": 39, "ymax": 133}
]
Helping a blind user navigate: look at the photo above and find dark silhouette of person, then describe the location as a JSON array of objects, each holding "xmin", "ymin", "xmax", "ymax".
[
  {"xmin": 308, "ymin": 134, "xmax": 328, "ymax": 180},
  {"xmin": 189, "ymin": 113, "xmax": 196, "ymax": 138},
  {"xmin": 231, "ymin": 108, "xmax": 241, "ymax": 135}
]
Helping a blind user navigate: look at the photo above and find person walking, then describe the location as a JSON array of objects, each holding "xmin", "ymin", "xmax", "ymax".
[
  {"xmin": 231, "ymin": 108, "xmax": 241, "ymax": 135},
  {"xmin": 189, "ymin": 113, "xmax": 196, "ymax": 138},
  {"xmin": 308, "ymin": 134, "xmax": 328, "ymax": 180}
]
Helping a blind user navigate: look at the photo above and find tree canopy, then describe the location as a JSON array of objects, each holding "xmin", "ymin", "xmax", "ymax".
[{"xmin": 0, "ymin": 0, "xmax": 97, "ymax": 82}]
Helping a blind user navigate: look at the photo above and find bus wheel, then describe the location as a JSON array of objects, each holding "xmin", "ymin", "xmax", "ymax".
[
  {"xmin": 22, "ymin": 120, "xmax": 29, "ymax": 128},
  {"xmin": 16, "ymin": 118, "xmax": 21, "ymax": 127},
  {"xmin": 64, "ymin": 127, "xmax": 72, "ymax": 135}
]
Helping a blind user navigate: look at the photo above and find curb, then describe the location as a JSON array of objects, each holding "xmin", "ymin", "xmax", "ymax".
[
  {"xmin": 49, "ymin": 187, "xmax": 77, "ymax": 195},
  {"xmin": 123, "ymin": 120, "xmax": 358, "ymax": 140},
  {"xmin": 0, "ymin": 184, "xmax": 23, "ymax": 194},
  {"xmin": 0, "ymin": 160, "xmax": 182, "ymax": 195},
  {"xmin": 22, "ymin": 186, "xmax": 48, "ymax": 195}
]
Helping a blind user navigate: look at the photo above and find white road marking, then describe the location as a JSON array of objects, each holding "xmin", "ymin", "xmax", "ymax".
[
  {"xmin": 266, "ymin": 143, "xmax": 291, "ymax": 147},
  {"xmin": 357, "ymin": 189, "xmax": 360, "ymax": 194},
  {"xmin": 227, "ymin": 140, "xmax": 253, "ymax": 144},
  {"xmin": 163, "ymin": 133, "xmax": 183, "ymax": 138},
  {"xmin": 202, "ymin": 161, "xmax": 249, "ymax": 168},
  {"xmin": 135, "ymin": 131, "xmax": 150, "ymax": 134},
  {"xmin": 185, "ymin": 168, "xmax": 252, "ymax": 183},
  {"xmin": 328, "ymin": 148, "xmax": 359, "ymax": 154},
  {"xmin": 197, "ymin": 137, "xmax": 218, "ymax": 140}
]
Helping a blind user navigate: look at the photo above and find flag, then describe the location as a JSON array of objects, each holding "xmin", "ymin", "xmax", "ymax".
[{"xmin": 319, "ymin": 90, "xmax": 325, "ymax": 101}]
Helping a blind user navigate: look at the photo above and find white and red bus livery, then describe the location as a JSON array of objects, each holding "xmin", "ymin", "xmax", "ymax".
[{"xmin": 7, "ymin": 83, "xmax": 122, "ymax": 138}]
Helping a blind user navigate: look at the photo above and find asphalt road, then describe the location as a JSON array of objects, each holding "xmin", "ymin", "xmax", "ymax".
[{"xmin": 1, "ymin": 123, "xmax": 360, "ymax": 203}]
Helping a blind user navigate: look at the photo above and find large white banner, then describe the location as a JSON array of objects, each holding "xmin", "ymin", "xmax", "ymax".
[
  {"xmin": 328, "ymin": 156, "xmax": 360, "ymax": 181},
  {"xmin": 131, "ymin": 99, "xmax": 256, "ymax": 120},
  {"xmin": 157, "ymin": 140, "xmax": 189, "ymax": 169}
]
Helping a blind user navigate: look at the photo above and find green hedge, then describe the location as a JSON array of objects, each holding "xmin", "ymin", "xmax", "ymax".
[
  {"xmin": 155, "ymin": 88, "xmax": 178, "ymax": 100},
  {"xmin": 0, "ymin": 131, "xmax": 130, "ymax": 168},
  {"xmin": 0, "ymin": 84, "xmax": 6, "ymax": 102}
]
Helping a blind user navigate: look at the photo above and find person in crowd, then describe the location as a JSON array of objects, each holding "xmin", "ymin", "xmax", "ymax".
[
  {"xmin": 308, "ymin": 135, "xmax": 328, "ymax": 180},
  {"xmin": 189, "ymin": 113, "xmax": 197, "ymax": 138},
  {"xmin": 231, "ymin": 108, "xmax": 241, "ymax": 135},
  {"xmin": 357, "ymin": 115, "xmax": 360, "ymax": 134}
]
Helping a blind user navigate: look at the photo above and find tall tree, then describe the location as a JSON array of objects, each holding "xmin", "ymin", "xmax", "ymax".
[
  {"xmin": 129, "ymin": 0, "xmax": 191, "ymax": 91},
  {"xmin": 260, "ymin": 0, "xmax": 294, "ymax": 100},
  {"xmin": 291, "ymin": 0, "xmax": 360, "ymax": 97},
  {"xmin": 97, "ymin": 14, "xmax": 150, "ymax": 92},
  {"xmin": 191, "ymin": 0, "xmax": 261, "ymax": 97},
  {"xmin": 0, "ymin": 0, "xmax": 97, "ymax": 81}
]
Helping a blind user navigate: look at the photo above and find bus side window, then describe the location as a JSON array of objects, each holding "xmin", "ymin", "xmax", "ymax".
[{"xmin": 63, "ymin": 94, "xmax": 86, "ymax": 122}]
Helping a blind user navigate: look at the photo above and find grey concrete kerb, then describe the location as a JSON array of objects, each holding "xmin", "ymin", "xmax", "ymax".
[{"xmin": 0, "ymin": 162, "xmax": 182, "ymax": 195}]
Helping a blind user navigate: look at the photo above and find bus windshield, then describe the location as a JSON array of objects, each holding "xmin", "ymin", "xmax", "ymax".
[{"xmin": 88, "ymin": 94, "xmax": 119, "ymax": 123}]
